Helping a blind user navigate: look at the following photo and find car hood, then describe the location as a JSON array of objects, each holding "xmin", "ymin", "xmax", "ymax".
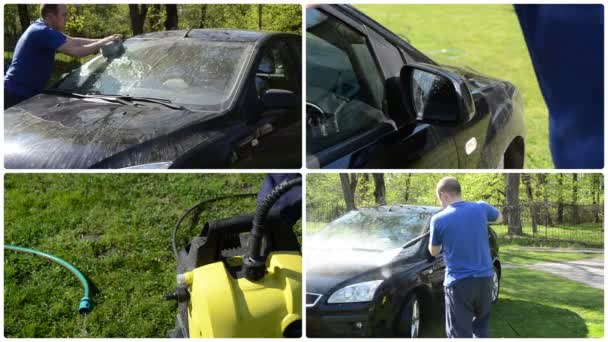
[
  {"xmin": 4, "ymin": 94, "xmax": 221, "ymax": 169},
  {"xmin": 306, "ymin": 247, "xmax": 403, "ymax": 294}
]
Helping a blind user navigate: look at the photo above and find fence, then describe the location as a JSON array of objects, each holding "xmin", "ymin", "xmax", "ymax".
[{"xmin": 307, "ymin": 202, "xmax": 604, "ymax": 247}]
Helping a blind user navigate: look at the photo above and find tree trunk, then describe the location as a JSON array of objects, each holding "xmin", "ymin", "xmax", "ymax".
[
  {"xmin": 506, "ymin": 174, "xmax": 523, "ymax": 235},
  {"xmin": 404, "ymin": 173, "xmax": 412, "ymax": 203},
  {"xmin": 199, "ymin": 4, "xmax": 208, "ymax": 28},
  {"xmin": 340, "ymin": 174, "xmax": 357, "ymax": 211},
  {"xmin": 522, "ymin": 174, "xmax": 538, "ymax": 234},
  {"xmin": 571, "ymin": 174, "xmax": 578, "ymax": 225},
  {"xmin": 164, "ymin": 5, "xmax": 178, "ymax": 31},
  {"xmin": 372, "ymin": 174, "xmax": 386, "ymax": 206},
  {"xmin": 129, "ymin": 4, "xmax": 148, "ymax": 35},
  {"xmin": 258, "ymin": 5, "xmax": 263, "ymax": 30},
  {"xmin": 536, "ymin": 174, "xmax": 553, "ymax": 226},
  {"xmin": 557, "ymin": 174, "xmax": 564, "ymax": 224},
  {"xmin": 592, "ymin": 174, "xmax": 600, "ymax": 223},
  {"xmin": 17, "ymin": 5, "xmax": 30, "ymax": 34}
]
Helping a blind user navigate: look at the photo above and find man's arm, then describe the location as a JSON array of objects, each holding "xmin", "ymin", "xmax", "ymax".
[
  {"xmin": 428, "ymin": 243, "xmax": 441, "ymax": 257},
  {"xmin": 58, "ymin": 34, "xmax": 121, "ymax": 58},
  {"xmin": 68, "ymin": 36, "xmax": 100, "ymax": 45},
  {"xmin": 489, "ymin": 212, "xmax": 504, "ymax": 224}
]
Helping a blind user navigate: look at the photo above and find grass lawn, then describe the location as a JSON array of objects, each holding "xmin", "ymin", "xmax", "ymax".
[
  {"xmin": 355, "ymin": 4, "xmax": 551, "ymax": 168},
  {"xmin": 499, "ymin": 245, "xmax": 603, "ymax": 265},
  {"xmin": 4, "ymin": 174, "xmax": 301, "ymax": 337},
  {"xmin": 420, "ymin": 259, "xmax": 604, "ymax": 337}
]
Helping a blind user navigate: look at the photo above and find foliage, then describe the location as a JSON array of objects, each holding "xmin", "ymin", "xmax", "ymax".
[{"xmin": 4, "ymin": 173, "xmax": 302, "ymax": 337}]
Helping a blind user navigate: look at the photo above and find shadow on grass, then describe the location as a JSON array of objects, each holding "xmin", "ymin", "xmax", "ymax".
[{"xmin": 491, "ymin": 299, "xmax": 588, "ymax": 337}]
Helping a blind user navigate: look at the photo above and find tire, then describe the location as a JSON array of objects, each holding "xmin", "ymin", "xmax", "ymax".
[
  {"xmin": 396, "ymin": 293, "xmax": 422, "ymax": 338},
  {"xmin": 491, "ymin": 266, "xmax": 500, "ymax": 304}
]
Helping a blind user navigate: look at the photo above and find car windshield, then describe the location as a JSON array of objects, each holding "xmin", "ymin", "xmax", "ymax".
[
  {"xmin": 312, "ymin": 208, "xmax": 434, "ymax": 252},
  {"xmin": 52, "ymin": 38, "xmax": 255, "ymax": 110}
]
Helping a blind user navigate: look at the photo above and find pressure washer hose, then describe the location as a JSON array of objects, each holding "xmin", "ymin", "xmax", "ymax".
[
  {"xmin": 245, "ymin": 177, "xmax": 302, "ymax": 281},
  {"xmin": 4, "ymin": 244, "xmax": 92, "ymax": 315}
]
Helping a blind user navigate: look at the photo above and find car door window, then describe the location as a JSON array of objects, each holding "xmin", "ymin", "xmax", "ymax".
[
  {"xmin": 306, "ymin": 8, "xmax": 388, "ymax": 154},
  {"xmin": 255, "ymin": 41, "xmax": 299, "ymax": 98}
]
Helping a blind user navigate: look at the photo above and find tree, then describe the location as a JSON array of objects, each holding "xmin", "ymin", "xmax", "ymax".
[
  {"xmin": 258, "ymin": 4, "xmax": 263, "ymax": 30},
  {"xmin": 129, "ymin": 4, "xmax": 148, "ymax": 35},
  {"xmin": 372, "ymin": 174, "xmax": 386, "ymax": 205},
  {"xmin": 557, "ymin": 174, "xmax": 564, "ymax": 224},
  {"xmin": 505, "ymin": 174, "xmax": 522, "ymax": 235},
  {"xmin": 536, "ymin": 174, "xmax": 553, "ymax": 226},
  {"xmin": 340, "ymin": 174, "xmax": 358, "ymax": 210},
  {"xmin": 571, "ymin": 173, "xmax": 579, "ymax": 224},
  {"xmin": 164, "ymin": 5, "xmax": 178, "ymax": 30},
  {"xmin": 17, "ymin": 5, "xmax": 30, "ymax": 34},
  {"xmin": 522, "ymin": 174, "xmax": 538, "ymax": 234}
]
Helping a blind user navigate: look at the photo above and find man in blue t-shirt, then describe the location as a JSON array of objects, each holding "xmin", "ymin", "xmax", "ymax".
[
  {"xmin": 4, "ymin": 4, "xmax": 122, "ymax": 109},
  {"xmin": 514, "ymin": 5, "xmax": 603, "ymax": 168},
  {"xmin": 429, "ymin": 177, "xmax": 503, "ymax": 338}
]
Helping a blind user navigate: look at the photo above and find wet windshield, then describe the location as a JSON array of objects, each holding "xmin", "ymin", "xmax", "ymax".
[
  {"xmin": 52, "ymin": 38, "xmax": 255, "ymax": 110},
  {"xmin": 312, "ymin": 208, "xmax": 433, "ymax": 252}
]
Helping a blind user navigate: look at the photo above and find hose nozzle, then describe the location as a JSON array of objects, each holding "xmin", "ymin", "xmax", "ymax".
[{"xmin": 79, "ymin": 296, "xmax": 92, "ymax": 315}]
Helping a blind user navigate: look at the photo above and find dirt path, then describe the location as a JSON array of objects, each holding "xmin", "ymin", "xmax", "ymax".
[{"xmin": 506, "ymin": 257, "xmax": 604, "ymax": 289}]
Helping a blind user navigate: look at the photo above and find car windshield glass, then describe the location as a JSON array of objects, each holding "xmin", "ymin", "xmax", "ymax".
[
  {"xmin": 313, "ymin": 208, "xmax": 433, "ymax": 251},
  {"xmin": 52, "ymin": 38, "xmax": 255, "ymax": 110}
]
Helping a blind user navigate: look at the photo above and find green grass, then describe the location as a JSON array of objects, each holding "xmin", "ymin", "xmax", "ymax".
[
  {"xmin": 420, "ymin": 259, "xmax": 604, "ymax": 337},
  {"xmin": 491, "ymin": 268, "xmax": 603, "ymax": 337},
  {"xmin": 499, "ymin": 245, "xmax": 602, "ymax": 265},
  {"xmin": 4, "ymin": 174, "xmax": 301, "ymax": 337},
  {"xmin": 355, "ymin": 4, "xmax": 551, "ymax": 168}
]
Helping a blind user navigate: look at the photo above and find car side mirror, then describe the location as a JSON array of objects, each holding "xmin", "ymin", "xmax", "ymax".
[
  {"xmin": 261, "ymin": 89, "xmax": 298, "ymax": 110},
  {"xmin": 400, "ymin": 63, "xmax": 475, "ymax": 126}
]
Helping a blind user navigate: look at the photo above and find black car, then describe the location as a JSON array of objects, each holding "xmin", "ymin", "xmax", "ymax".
[
  {"xmin": 306, "ymin": 205, "xmax": 501, "ymax": 337},
  {"xmin": 306, "ymin": 5, "xmax": 525, "ymax": 169},
  {"xmin": 5, "ymin": 29, "xmax": 301, "ymax": 169}
]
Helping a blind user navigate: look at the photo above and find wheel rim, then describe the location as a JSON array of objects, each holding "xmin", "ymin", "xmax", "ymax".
[
  {"xmin": 410, "ymin": 299, "xmax": 420, "ymax": 337},
  {"xmin": 492, "ymin": 272, "xmax": 499, "ymax": 301}
]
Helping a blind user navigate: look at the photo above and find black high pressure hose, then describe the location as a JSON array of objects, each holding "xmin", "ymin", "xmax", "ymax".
[
  {"xmin": 244, "ymin": 177, "xmax": 302, "ymax": 281},
  {"xmin": 172, "ymin": 193, "xmax": 258, "ymax": 260}
]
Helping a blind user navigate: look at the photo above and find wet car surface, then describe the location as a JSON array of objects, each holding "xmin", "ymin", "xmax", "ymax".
[
  {"xmin": 5, "ymin": 29, "xmax": 302, "ymax": 169},
  {"xmin": 306, "ymin": 5, "xmax": 525, "ymax": 169}
]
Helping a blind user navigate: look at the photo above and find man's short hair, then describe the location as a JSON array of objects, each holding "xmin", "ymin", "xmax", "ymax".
[
  {"xmin": 436, "ymin": 177, "xmax": 461, "ymax": 196},
  {"xmin": 40, "ymin": 4, "xmax": 59, "ymax": 18}
]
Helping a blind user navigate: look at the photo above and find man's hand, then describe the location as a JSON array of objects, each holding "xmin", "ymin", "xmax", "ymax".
[
  {"xmin": 428, "ymin": 243, "xmax": 442, "ymax": 257},
  {"xmin": 489, "ymin": 212, "xmax": 504, "ymax": 224}
]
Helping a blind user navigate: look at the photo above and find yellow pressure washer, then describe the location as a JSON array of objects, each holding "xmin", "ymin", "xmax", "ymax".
[{"xmin": 165, "ymin": 178, "xmax": 302, "ymax": 338}]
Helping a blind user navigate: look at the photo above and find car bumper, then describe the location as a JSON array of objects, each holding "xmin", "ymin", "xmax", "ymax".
[{"xmin": 306, "ymin": 305, "xmax": 372, "ymax": 337}]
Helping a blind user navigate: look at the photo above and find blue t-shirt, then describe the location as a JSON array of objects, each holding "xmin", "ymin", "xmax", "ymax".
[
  {"xmin": 430, "ymin": 201, "xmax": 498, "ymax": 287},
  {"xmin": 5, "ymin": 19, "xmax": 67, "ymax": 98},
  {"xmin": 515, "ymin": 5, "xmax": 603, "ymax": 168}
]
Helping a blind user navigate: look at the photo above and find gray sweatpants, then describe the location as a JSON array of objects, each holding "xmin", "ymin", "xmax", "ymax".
[{"xmin": 444, "ymin": 276, "xmax": 493, "ymax": 338}]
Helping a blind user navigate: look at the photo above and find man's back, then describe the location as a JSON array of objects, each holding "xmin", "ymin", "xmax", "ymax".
[
  {"xmin": 430, "ymin": 201, "xmax": 497, "ymax": 286},
  {"xmin": 5, "ymin": 20, "xmax": 66, "ymax": 98}
]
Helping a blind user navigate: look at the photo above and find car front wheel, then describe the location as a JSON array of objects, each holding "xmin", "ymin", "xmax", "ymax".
[{"xmin": 396, "ymin": 294, "xmax": 421, "ymax": 337}]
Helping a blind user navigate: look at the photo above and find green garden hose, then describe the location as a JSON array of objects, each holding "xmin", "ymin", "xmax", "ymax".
[{"xmin": 4, "ymin": 244, "xmax": 92, "ymax": 314}]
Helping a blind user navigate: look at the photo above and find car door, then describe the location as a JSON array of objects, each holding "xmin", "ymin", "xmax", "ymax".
[
  {"xmin": 306, "ymin": 6, "xmax": 459, "ymax": 169},
  {"xmin": 233, "ymin": 36, "xmax": 302, "ymax": 168}
]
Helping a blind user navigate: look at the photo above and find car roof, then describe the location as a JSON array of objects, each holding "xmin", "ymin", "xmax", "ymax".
[{"xmin": 130, "ymin": 29, "xmax": 297, "ymax": 42}]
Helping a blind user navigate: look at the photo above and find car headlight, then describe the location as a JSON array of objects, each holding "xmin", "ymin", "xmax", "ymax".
[
  {"xmin": 123, "ymin": 162, "xmax": 173, "ymax": 169},
  {"xmin": 327, "ymin": 280, "xmax": 383, "ymax": 304}
]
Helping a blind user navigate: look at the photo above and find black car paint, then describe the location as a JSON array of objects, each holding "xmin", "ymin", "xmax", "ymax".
[
  {"xmin": 306, "ymin": 5, "xmax": 525, "ymax": 169},
  {"xmin": 306, "ymin": 205, "xmax": 501, "ymax": 337},
  {"xmin": 4, "ymin": 29, "xmax": 302, "ymax": 169}
]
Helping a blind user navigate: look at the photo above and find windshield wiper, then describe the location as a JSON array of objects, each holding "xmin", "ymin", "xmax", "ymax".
[
  {"xmin": 43, "ymin": 89, "xmax": 133, "ymax": 106},
  {"xmin": 89, "ymin": 94, "xmax": 187, "ymax": 110}
]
